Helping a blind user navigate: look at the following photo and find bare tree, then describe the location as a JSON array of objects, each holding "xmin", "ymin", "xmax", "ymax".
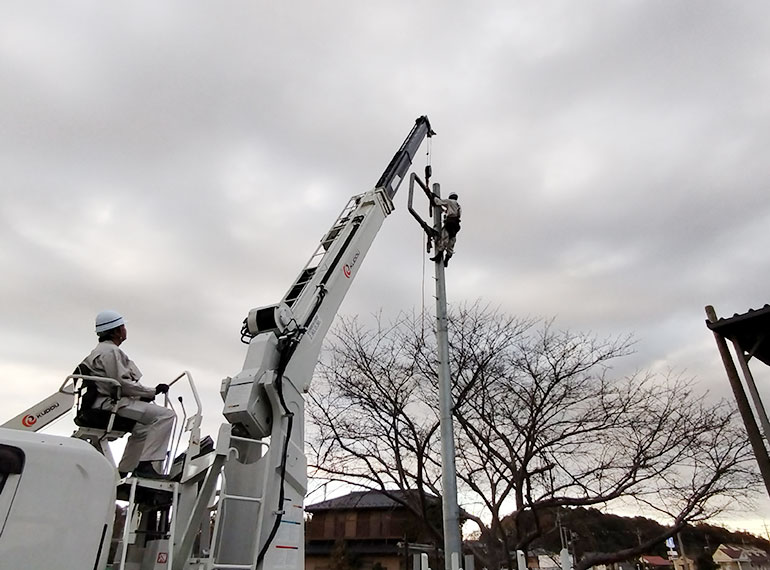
[
  {"xmin": 307, "ymin": 303, "xmax": 759, "ymax": 570},
  {"xmin": 307, "ymin": 310, "xmax": 453, "ymax": 545}
]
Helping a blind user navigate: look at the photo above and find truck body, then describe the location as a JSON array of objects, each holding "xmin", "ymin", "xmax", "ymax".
[{"xmin": 0, "ymin": 428, "xmax": 117, "ymax": 568}]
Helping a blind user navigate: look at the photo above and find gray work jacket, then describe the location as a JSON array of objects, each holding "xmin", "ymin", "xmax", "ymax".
[{"xmin": 81, "ymin": 340, "xmax": 156, "ymax": 404}]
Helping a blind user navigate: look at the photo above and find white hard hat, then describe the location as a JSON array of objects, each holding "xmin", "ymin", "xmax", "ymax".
[{"xmin": 95, "ymin": 310, "xmax": 125, "ymax": 333}]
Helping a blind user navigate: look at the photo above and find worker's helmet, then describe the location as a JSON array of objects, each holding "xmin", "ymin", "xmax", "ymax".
[
  {"xmin": 449, "ymin": 193, "xmax": 458, "ymax": 199},
  {"xmin": 95, "ymin": 310, "xmax": 125, "ymax": 333}
]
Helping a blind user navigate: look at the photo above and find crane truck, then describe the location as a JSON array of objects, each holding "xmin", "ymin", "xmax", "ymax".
[{"xmin": 0, "ymin": 116, "xmax": 435, "ymax": 570}]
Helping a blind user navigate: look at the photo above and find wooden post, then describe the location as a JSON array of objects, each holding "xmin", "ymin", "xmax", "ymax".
[{"xmin": 706, "ymin": 305, "xmax": 770, "ymax": 498}]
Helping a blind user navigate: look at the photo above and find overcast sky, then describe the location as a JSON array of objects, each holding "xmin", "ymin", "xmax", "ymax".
[{"xmin": 2, "ymin": 2, "xmax": 769, "ymax": 534}]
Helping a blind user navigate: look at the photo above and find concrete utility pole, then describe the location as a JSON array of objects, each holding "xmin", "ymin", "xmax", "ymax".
[
  {"xmin": 431, "ymin": 182, "xmax": 463, "ymax": 570},
  {"xmin": 407, "ymin": 172, "xmax": 463, "ymax": 570}
]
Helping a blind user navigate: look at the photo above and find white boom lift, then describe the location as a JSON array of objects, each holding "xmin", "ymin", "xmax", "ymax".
[{"xmin": 0, "ymin": 116, "xmax": 435, "ymax": 570}]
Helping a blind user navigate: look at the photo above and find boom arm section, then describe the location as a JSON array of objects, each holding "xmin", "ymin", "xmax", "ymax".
[
  {"xmin": 225, "ymin": 114, "xmax": 435, "ymax": 431},
  {"xmin": 281, "ymin": 115, "xmax": 434, "ymax": 379},
  {"xmin": 376, "ymin": 115, "xmax": 435, "ymax": 200},
  {"xmin": 213, "ymin": 117, "xmax": 433, "ymax": 570}
]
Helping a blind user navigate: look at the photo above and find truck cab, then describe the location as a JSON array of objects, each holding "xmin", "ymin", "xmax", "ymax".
[{"xmin": 0, "ymin": 428, "xmax": 117, "ymax": 568}]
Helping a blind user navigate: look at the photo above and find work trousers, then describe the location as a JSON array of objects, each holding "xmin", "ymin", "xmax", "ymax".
[
  {"xmin": 110, "ymin": 398, "xmax": 176, "ymax": 472},
  {"xmin": 438, "ymin": 217, "xmax": 461, "ymax": 256}
]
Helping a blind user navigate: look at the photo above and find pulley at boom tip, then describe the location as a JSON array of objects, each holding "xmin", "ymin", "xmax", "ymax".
[{"xmin": 416, "ymin": 114, "xmax": 436, "ymax": 137}]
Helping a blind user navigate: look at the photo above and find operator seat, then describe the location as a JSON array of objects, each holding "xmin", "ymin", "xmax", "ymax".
[{"xmin": 71, "ymin": 363, "xmax": 136, "ymax": 464}]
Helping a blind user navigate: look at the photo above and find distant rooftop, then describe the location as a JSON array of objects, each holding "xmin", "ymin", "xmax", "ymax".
[
  {"xmin": 707, "ymin": 304, "xmax": 770, "ymax": 366},
  {"xmin": 716, "ymin": 544, "xmax": 770, "ymax": 563},
  {"xmin": 306, "ymin": 489, "xmax": 439, "ymax": 512},
  {"xmin": 641, "ymin": 555, "xmax": 673, "ymax": 567}
]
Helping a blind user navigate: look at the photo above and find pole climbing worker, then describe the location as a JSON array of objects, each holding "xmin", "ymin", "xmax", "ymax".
[
  {"xmin": 80, "ymin": 310, "xmax": 176, "ymax": 479},
  {"xmin": 430, "ymin": 192, "xmax": 461, "ymax": 267}
]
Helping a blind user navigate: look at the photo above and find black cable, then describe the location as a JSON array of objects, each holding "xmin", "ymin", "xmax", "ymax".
[{"xmin": 256, "ymin": 337, "xmax": 298, "ymax": 566}]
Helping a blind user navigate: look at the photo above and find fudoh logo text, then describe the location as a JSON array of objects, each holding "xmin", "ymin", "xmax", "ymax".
[
  {"xmin": 22, "ymin": 402, "xmax": 61, "ymax": 428},
  {"xmin": 342, "ymin": 251, "xmax": 361, "ymax": 279}
]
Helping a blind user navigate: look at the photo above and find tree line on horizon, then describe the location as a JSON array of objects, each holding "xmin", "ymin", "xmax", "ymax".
[{"xmin": 517, "ymin": 506, "xmax": 769, "ymax": 569}]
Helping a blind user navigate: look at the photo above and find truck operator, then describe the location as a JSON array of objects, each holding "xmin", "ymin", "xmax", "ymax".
[{"xmin": 81, "ymin": 310, "xmax": 175, "ymax": 479}]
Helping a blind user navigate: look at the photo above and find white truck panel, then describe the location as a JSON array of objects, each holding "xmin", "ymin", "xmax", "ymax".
[{"xmin": 0, "ymin": 427, "xmax": 116, "ymax": 569}]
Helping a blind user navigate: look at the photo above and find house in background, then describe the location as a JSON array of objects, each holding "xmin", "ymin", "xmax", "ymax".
[
  {"xmin": 713, "ymin": 544, "xmax": 770, "ymax": 570},
  {"xmin": 305, "ymin": 490, "xmax": 445, "ymax": 570},
  {"xmin": 641, "ymin": 555, "xmax": 674, "ymax": 570}
]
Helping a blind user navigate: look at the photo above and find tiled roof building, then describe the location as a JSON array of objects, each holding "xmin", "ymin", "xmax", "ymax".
[
  {"xmin": 641, "ymin": 555, "xmax": 674, "ymax": 568},
  {"xmin": 713, "ymin": 544, "xmax": 770, "ymax": 570}
]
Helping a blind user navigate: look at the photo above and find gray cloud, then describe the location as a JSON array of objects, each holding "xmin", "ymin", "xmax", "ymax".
[{"xmin": 2, "ymin": 0, "xmax": 768, "ymax": 530}]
